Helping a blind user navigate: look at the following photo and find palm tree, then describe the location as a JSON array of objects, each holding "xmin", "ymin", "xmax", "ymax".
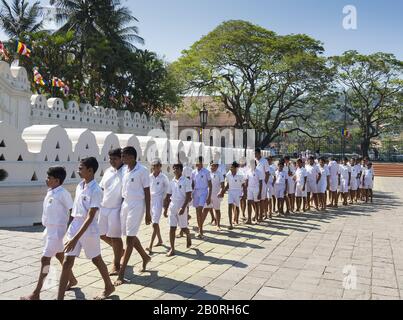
[
  {"xmin": 50, "ymin": 0, "xmax": 143, "ymax": 51},
  {"xmin": 0, "ymin": 0, "xmax": 43, "ymax": 39}
]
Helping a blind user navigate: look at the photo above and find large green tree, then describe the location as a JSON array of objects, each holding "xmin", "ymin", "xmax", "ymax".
[
  {"xmin": 172, "ymin": 20, "xmax": 334, "ymax": 148},
  {"xmin": 0, "ymin": 0, "xmax": 43, "ymax": 39},
  {"xmin": 331, "ymin": 51, "xmax": 403, "ymax": 157}
]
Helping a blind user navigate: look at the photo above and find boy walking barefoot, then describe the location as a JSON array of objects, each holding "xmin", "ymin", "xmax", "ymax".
[
  {"xmin": 255, "ymin": 149, "xmax": 270, "ymax": 221},
  {"xmin": 115, "ymin": 147, "xmax": 152, "ymax": 286},
  {"xmin": 163, "ymin": 164, "xmax": 192, "ymax": 257},
  {"xmin": 245, "ymin": 160, "xmax": 263, "ymax": 224},
  {"xmin": 191, "ymin": 156, "xmax": 212, "ymax": 239},
  {"xmin": 147, "ymin": 158, "xmax": 170, "ymax": 254},
  {"xmin": 219, "ymin": 162, "xmax": 246, "ymax": 230},
  {"xmin": 98, "ymin": 148, "xmax": 125, "ymax": 276},
  {"xmin": 206, "ymin": 161, "xmax": 225, "ymax": 230},
  {"xmin": 273, "ymin": 161, "xmax": 288, "ymax": 215},
  {"xmin": 363, "ymin": 162, "xmax": 374, "ymax": 203},
  {"xmin": 338, "ymin": 157, "xmax": 351, "ymax": 206},
  {"xmin": 328, "ymin": 158, "xmax": 340, "ymax": 207},
  {"xmin": 58, "ymin": 158, "xmax": 114, "ymax": 300},
  {"xmin": 295, "ymin": 159, "xmax": 308, "ymax": 212},
  {"xmin": 21, "ymin": 167, "xmax": 77, "ymax": 300}
]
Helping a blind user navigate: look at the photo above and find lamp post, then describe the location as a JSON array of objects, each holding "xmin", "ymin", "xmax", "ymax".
[
  {"xmin": 242, "ymin": 121, "xmax": 248, "ymax": 157},
  {"xmin": 199, "ymin": 105, "xmax": 208, "ymax": 143}
]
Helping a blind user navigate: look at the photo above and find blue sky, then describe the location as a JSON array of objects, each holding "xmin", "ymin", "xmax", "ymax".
[{"xmin": 1, "ymin": 0, "xmax": 402, "ymax": 61}]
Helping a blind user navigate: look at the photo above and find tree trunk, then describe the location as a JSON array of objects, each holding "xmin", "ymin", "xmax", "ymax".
[{"xmin": 361, "ymin": 139, "xmax": 370, "ymax": 158}]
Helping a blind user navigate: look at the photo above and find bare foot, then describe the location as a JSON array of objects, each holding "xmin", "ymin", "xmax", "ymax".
[
  {"xmin": 20, "ymin": 293, "xmax": 40, "ymax": 300},
  {"xmin": 145, "ymin": 247, "xmax": 153, "ymax": 255},
  {"xmin": 186, "ymin": 236, "xmax": 192, "ymax": 248},
  {"xmin": 93, "ymin": 286, "xmax": 115, "ymax": 300},
  {"xmin": 155, "ymin": 241, "xmax": 163, "ymax": 247},
  {"xmin": 246, "ymin": 220, "xmax": 252, "ymax": 225},
  {"xmin": 166, "ymin": 249, "xmax": 175, "ymax": 257},
  {"xmin": 66, "ymin": 277, "xmax": 78, "ymax": 290},
  {"xmin": 140, "ymin": 256, "xmax": 151, "ymax": 272},
  {"xmin": 114, "ymin": 276, "xmax": 126, "ymax": 287},
  {"xmin": 228, "ymin": 226, "xmax": 234, "ymax": 230},
  {"xmin": 196, "ymin": 233, "xmax": 203, "ymax": 239},
  {"xmin": 216, "ymin": 226, "xmax": 222, "ymax": 231}
]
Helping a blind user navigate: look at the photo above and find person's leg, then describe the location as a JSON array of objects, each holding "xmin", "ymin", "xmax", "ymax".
[
  {"xmin": 92, "ymin": 255, "xmax": 115, "ymax": 300},
  {"xmin": 313, "ymin": 193, "xmax": 319, "ymax": 209},
  {"xmin": 55, "ymin": 252, "xmax": 77, "ymax": 289},
  {"xmin": 132, "ymin": 236, "xmax": 151, "ymax": 272},
  {"xmin": 285, "ymin": 195, "xmax": 291, "ymax": 214},
  {"xmin": 302, "ymin": 197, "xmax": 307, "ymax": 212},
  {"xmin": 291, "ymin": 194, "xmax": 295, "ymax": 212},
  {"xmin": 196, "ymin": 207, "xmax": 204, "ymax": 237},
  {"xmin": 306, "ymin": 192, "xmax": 311, "ymax": 210},
  {"xmin": 57, "ymin": 256, "xmax": 75, "ymax": 300},
  {"xmin": 100, "ymin": 235, "xmax": 113, "ymax": 247},
  {"xmin": 210, "ymin": 208, "xmax": 217, "ymax": 225},
  {"xmin": 241, "ymin": 198, "xmax": 246, "ymax": 219},
  {"xmin": 167, "ymin": 227, "xmax": 177, "ymax": 257},
  {"xmin": 147, "ymin": 224, "xmax": 158, "ymax": 254},
  {"xmin": 296, "ymin": 197, "xmax": 301, "ymax": 212},
  {"xmin": 115, "ymin": 236, "xmax": 134, "ymax": 286},
  {"xmin": 235, "ymin": 206, "xmax": 240, "ymax": 224},
  {"xmin": 370, "ymin": 188, "xmax": 373, "ymax": 203},
  {"xmin": 215, "ymin": 210, "xmax": 222, "ymax": 230},
  {"xmin": 21, "ymin": 256, "xmax": 52, "ymax": 300},
  {"xmin": 182, "ymin": 228, "xmax": 192, "ymax": 249},
  {"xmin": 110, "ymin": 238, "xmax": 124, "ymax": 275},
  {"xmin": 247, "ymin": 200, "xmax": 253, "ymax": 224},
  {"xmin": 228, "ymin": 204, "xmax": 234, "ymax": 229},
  {"xmin": 272, "ymin": 196, "xmax": 277, "ymax": 213}
]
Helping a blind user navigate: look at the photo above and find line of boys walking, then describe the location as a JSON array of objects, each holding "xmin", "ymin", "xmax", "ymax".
[{"xmin": 21, "ymin": 147, "xmax": 375, "ymax": 300}]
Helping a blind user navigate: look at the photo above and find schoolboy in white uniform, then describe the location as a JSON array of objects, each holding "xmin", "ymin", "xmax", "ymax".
[
  {"xmin": 255, "ymin": 149, "xmax": 270, "ymax": 220},
  {"xmin": 305, "ymin": 156, "xmax": 321, "ymax": 210},
  {"xmin": 245, "ymin": 159, "xmax": 263, "ymax": 224},
  {"xmin": 328, "ymin": 158, "xmax": 340, "ymax": 207},
  {"xmin": 267, "ymin": 156, "xmax": 276, "ymax": 218},
  {"xmin": 273, "ymin": 161, "xmax": 288, "ymax": 215},
  {"xmin": 362, "ymin": 162, "xmax": 374, "ymax": 203},
  {"xmin": 191, "ymin": 156, "xmax": 212, "ymax": 239},
  {"xmin": 338, "ymin": 157, "xmax": 351, "ymax": 206},
  {"xmin": 219, "ymin": 162, "xmax": 246, "ymax": 230},
  {"xmin": 295, "ymin": 159, "xmax": 308, "ymax": 212},
  {"xmin": 58, "ymin": 158, "xmax": 114, "ymax": 300},
  {"xmin": 163, "ymin": 163, "xmax": 192, "ymax": 257},
  {"xmin": 318, "ymin": 158, "xmax": 330, "ymax": 211},
  {"xmin": 352, "ymin": 158, "xmax": 363, "ymax": 203},
  {"xmin": 21, "ymin": 167, "xmax": 77, "ymax": 300},
  {"xmin": 115, "ymin": 147, "xmax": 151, "ymax": 287},
  {"xmin": 238, "ymin": 158, "xmax": 248, "ymax": 221},
  {"xmin": 206, "ymin": 160, "xmax": 225, "ymax": 230},
  {"xmin": 147, "ymin": 158, "xmax": 170, "ymax": 254},
  {"xmin": 349, "ymin": 158, "xmax": 359, "ymax": 204},
  {"xmin": 284, "ymin": 156, "xmax": 295, "ymax": 214},
  {"xmin": 98, "ymin": 148, "xmax": 125, "ymax": 276}
]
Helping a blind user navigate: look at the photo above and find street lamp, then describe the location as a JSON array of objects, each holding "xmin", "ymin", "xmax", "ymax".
[
  {"xmin": 199, "ymin": 105, "xmax": 208, "ymax": 143},
  {"xmin": 242, "ymin": 121, "xmax": 248, "ymax": 157}
]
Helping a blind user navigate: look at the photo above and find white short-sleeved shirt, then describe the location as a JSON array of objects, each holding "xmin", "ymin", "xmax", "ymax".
[
  {"xmin": 339, "ymin": 164, "xmax": 351, "ymax": 180},
  {"xmin": 353, "ymin": 164, "xmax": 362, "ymax": 179},
  {"xmin": 99, "ymin": 166, "xmax": 124, "ymax": 209},
  {"xmin": 295, "ymin": 167, "xmax": 308, "ymax": 185},
  {"xmin": 286, "ymin": 164, "xmax": 295, "ymax": 181},
  {"xmin": 268, "ymin": 164, "xmax": 276, "ymax": 183},
  {"xmin": 256, "ymin": 157, "xmax": 270, "ymax": 177},
  {"xmin": 150, "ymin": 172, "xmax": 170, "ymax": 198},
  {"xmin": 275, "ymin": 170, "xmax": 287, "ymax": 186},
  {"xmin": 226, "ymin": 172, "xmax": 245, "ymax": 191},
  {"xmin": 183, "ymin": 166, "xmax": 193, "ymax": 180},
  {"xmin": 305, "ymin": 164, "xmax": 320, "ymax": 182},
  {"xmin": 318, "ymin": 165, "xmax": 329, "ymax": 182},
  {"xmin": 72, "ymin": 180, "xmax": 103, "ymax": 219},
  {"xmin": 209, "ymin": 170, "xmax": 225, "ymax": 194},
  {"xmin": 192, "ymin": 167, "xmax": 211, "ymax": 191},
  {"xmin": 42, "ymin": 186, "xmax": 73, "ymax": 227},
  {"xmin": 246, "ymin": 168, "xmax": 264, "ymax": 189},
  {"xmin": 328, "ymin": 161, "xmax": 339, "ymax": 179},
  {"xmin": 122, "ymin": 162, "xmax": 150, "ymax": 203},
  {"xmin": 363, "ymin": 168, "xmax": 374, "ymax": 181},
  {"xmin": 168, "ymin": 175, "xmax": 192, "ymax": 204}
]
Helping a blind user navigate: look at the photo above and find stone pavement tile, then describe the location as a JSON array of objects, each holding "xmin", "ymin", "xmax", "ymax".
[
  {"xmin": 157, "ymin": 292, "xmax": 193, "ymax": 300},
  {"xmin": 206, "ymin": 278, "xmax": 238, "ymax": 291},
  {"xmin": 372, "ymin": 278, "xmax": 398, "ymax": 289},
  {"xmin": 372, "ymin": 294, "xmax": 400, "ymax": 300},
  {"xmin": 0, "ymin": 275, "xmax": 36, "ymax": 294},
  {"xmin": 264, "ymin": 277, "xmax": 293, "ymax": 289},
  {"xmin": 223, "ymin": 289, "xmax": 255, "ymax": 300},
  {"xmin": 371, "ymin": 286, "xmax": 400, "ymax": 297},
  {"xmin": 0, "ymin": 271, "xmax": 20, "ymax": 283},
  {"xmin": 185, "ymin": 275, "xmax": 214, "ymax": 288},
  {"xmin": 256, "ymin": 286, "xmax": 287, "ymax": 299},
  {"xmin": 172, "ymin": 282, "xmax": 204, "ymax": 295},
  {"xmin": 133, "ymin": 287, "xmax": 165, "ymax": 299},
  {"xmin": 342, "ymin": 290, "xmax": 371, "ymax": 300}
]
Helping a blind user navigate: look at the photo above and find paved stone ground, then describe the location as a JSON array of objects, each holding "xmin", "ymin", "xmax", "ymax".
[{"xmin": 1, "ymin": 177, "xmax": 403, "ymax": 300}]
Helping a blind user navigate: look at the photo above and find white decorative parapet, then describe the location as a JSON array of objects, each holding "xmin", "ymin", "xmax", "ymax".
[{"xmin": 0, "ymin": 62, "xmax": 257, "ymax": 227}]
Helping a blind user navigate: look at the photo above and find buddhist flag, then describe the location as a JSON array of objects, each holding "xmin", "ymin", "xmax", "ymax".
[
  {"xmin": 33, "ymin": 68, "xmax": 46, "ymax": 86},
  {"xmin": 16, "ymin": 41, "xmax": 31, "ymax": 58},
  {"xmin": 51, "ymin": 77, "xmax": 65, "ymax": 88}
]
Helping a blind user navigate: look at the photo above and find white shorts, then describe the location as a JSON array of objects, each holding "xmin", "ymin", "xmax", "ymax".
[
  {"xmin": 288, "ymin": 179, "xmax": 295, "ymax": 194},
  {"xmin": 295, "ymin": 183, "xmax": 307, "ymax": 198},
  {"xmin": 193, "ymin": 189, "xmax": 208, "ymax": 208},
  {"xmin": 121, "ymin": 201, "xmax": 145, "ymax": 237},
  {"xmin": 363, "ymin": 181, "xmax": 373, "ymax": 190},
  {"xmin": 247, "ymin": 188, "xmax": 260, "ymax": 202},
  {"xmin": 98, "ymin": 207, "xmax": 122, "ymax": 238},
  {"xmin": 151, "ymin": 196, "xmax": 164, "ymax": 224},
  {"xmin": 260, "ymin": 181, "xmax": 268, "ymax": 200},
  {"xmin": 274, "ymin": 184, "xmax": 286, "ymax": 199},
  {"xmin": 340, "ymin": 179, "xmax": 349, "ymax": 193},
  {"xmin": 306, "ymin": 180, "xmax": 318, "ymax": 194},
  {"xmin": 66, "ymin": 218, "xmax": 101, "ymax": 259},
  {"xmin": 350, "ymin": 178, "xmax": 358, "ymax": 191},
  {"xmin": 318, "ymin": 182, "xmax": 327, "ymax": 194},
  {"xmin": 228, "ymin": 190, "xmax": 242, "ymax": 207},
  {"xmin": 205, "ymin": 195, "xmax": 221, "ymax": 210},
  {"xmin": 42, "ymin": 225, "xmax": 66, "ymax": 258},
  {"xmin": 267, "ymin": 182, "xmax": 274, "ymax": 198},
  {"xmin": 168, "ymin": 204, "xmax": 188, "ymax": 229},
  {"xmin": 330, "ymin": 176, "xmax": 338, "ymax": 192}
]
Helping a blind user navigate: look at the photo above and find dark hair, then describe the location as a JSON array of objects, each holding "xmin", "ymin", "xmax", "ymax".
[
  {"xmin": 122, "ymin": 146, "xmax": 137, "ymax": 160},
  {"xmin": 47, "ymin": 166, "xmax": 67, "ymax": 184},
  {"xmin": 343, "ymin": 157, "xmax": 348, "ymax": 161},
  {"xmin": 108, "ymin": 148, "xmax": 122, "ymax": 158},
  {"xmin": 309, "ymin": 156, "xmax": 315, "ymax": 161},
  {"xmin": 231, "ymin": 161, "xmax": 240, "ymax": 168},
  {"xmin": 255, "ymin": 148, "xmax": 261, "ymax": 154},
  {"xmin": 284, "ymin": 156, "xmax": 290, "ymax": 161},
  {"xmin": 197, "ymin": 156, "xmax": 204, "ymax": 164},
  {"xmin": 80, "ymin": 157, "xmax": 99, "ymax": 174},
  {"xmin": 173, "ymin": 163, "xmax": 183, "ymax": 171},
  {"xmin": 297, "ymin": 158, "xmax": 303, "ymax": 164}
]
